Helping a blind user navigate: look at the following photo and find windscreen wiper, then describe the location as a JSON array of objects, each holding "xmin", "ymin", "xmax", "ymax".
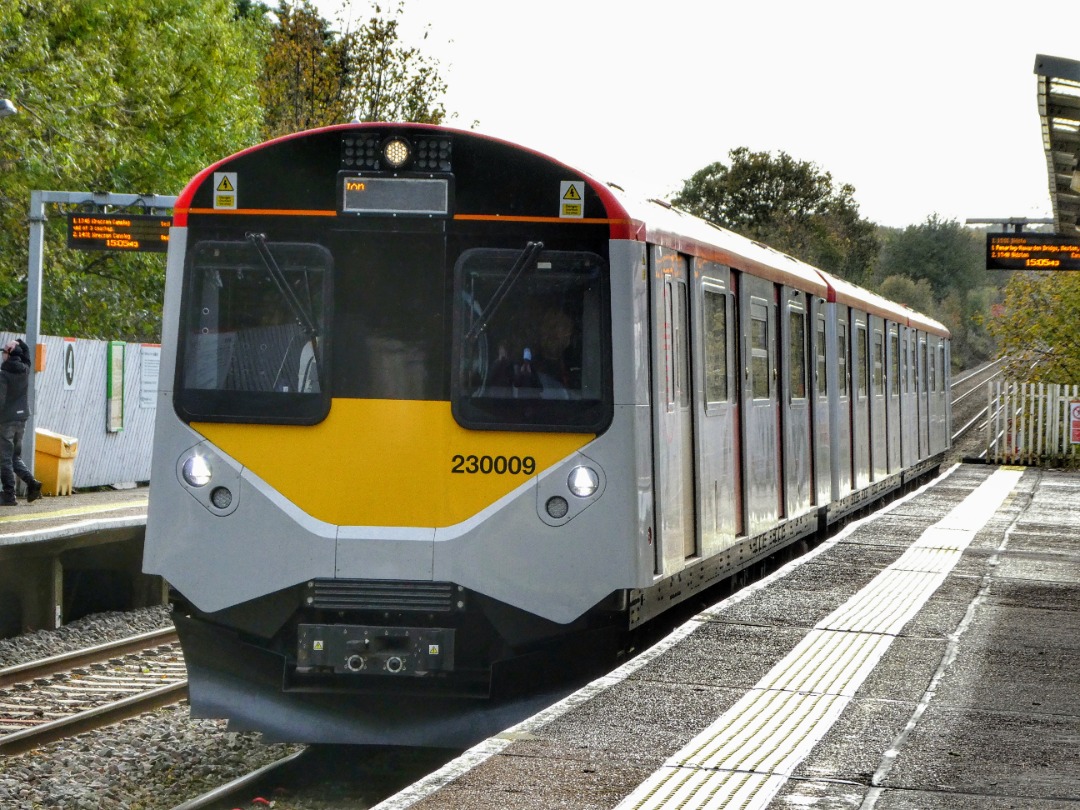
[
  {"xmin": 246, "ymin": 232, "xmax": 319, "ymax": 347},
  {"xmin": 464, "ymin": 241, "xmax": 544, "ymax": 342}
]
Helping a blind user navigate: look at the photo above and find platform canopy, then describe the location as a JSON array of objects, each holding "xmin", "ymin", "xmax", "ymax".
[{"xmin": 1036, "ymin": 54, "xmax": 1080, "ymax": 235}]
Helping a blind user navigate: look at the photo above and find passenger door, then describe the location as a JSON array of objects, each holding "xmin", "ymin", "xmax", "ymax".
[
  {"xmin": 740, "ymin": 274, "xmax": 780, "ymax": 533},
  {"xmin": 650, "ymin": 247, "xmax": 697, "ymax": 573}
]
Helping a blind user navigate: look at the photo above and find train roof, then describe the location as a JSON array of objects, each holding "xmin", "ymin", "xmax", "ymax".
[
  {"xmin": 175, "ymin": 122, "xmax": 948, "ymax": 339},
  {"xmin": 598, "ymin": 183, "xmax": 949, "ymax": 338}
]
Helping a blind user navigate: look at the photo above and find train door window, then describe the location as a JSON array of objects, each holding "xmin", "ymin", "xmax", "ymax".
[
  {"xmin": 928, "ymin": 341, "xmax": 936, "ymax": 392},
  {"xmin": 856, "ymin": 324, "xmax": 868, "ymax": 399},
  {"xmin": 907, "ymin": 334, "xmax": 916, "ymax": 393},
  {"xmin": 703, "ymin": 288, "xmax": 729, "ymax": 406},
  {"xmin": 815, "ymin": 314, "xmax": 827, "ymax": 396},
  {"xmin": 673, "ymin": 280, "xmax": 690, "ymax": 409},
  {"xmin": 917, "ymin": 338, "xmax": 926, "ymax": 394},
  {"xmin": 938, "ymin": 344, "xmax": 946, "ymax": 391},
  {"xmin": 750, "ymin": 299, "xmax": 770, "ymax": 399},
  {"xmin": 176, "ymin": 239, "xmax": 333, "ymax": 424},
  {"xmin": 873, "ymin": 329, "xmax": 884, "ymax": 395},
  {"xmin": 452, "ymin": 247, "xmax": 612, "ymax": 432},
  {"xmin": 890, "ymin": 327, "xmax": 900, "ymax": 396},
  {"xmin": 837, "ymin": 320, "xmax": 848, "ymax": 397},
  {"xmin": 788, "ymin": 305, "xmax": 807, "ymax": 400}
]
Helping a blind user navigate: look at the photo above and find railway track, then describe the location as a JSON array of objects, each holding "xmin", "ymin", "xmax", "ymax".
[
  {"xmin": 950, "ymin": 358, "xmax": 1004, "ymax": 452},
  {"xmin": 0, "ymin": 627, "xmax": 186, "ymax": 756}
]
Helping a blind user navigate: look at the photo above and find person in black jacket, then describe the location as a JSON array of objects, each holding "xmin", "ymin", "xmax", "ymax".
[{"xmin": 0, "ymin": 338, "xmax": 43, "ymax": 506}]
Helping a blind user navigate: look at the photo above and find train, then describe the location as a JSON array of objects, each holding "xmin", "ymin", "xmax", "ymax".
[{"xmin": 142, "ymin": 123, "xmax": 950, "ymax": 747}]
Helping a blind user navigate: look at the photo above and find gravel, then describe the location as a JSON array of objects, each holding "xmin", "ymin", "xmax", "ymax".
[{"xmin": 0, "ymin": 607, "xmax": 301, "ymax": 810}]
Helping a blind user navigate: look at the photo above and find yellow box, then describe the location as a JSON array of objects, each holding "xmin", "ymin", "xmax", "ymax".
[
  {"xmin": 35, "ymin": 428, "xmax": 78, "ymax": 458},
  {"xmin": 34, "ymin": 428, "xmax": 78, "ymax": 496}
]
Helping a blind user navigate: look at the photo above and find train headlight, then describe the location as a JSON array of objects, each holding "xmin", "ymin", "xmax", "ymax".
[
  {"xmin": 567, "ymin": 466, "xmax": 600, "ymax": 498},
  {"xmin": 382, "ymin": 137, "xmax": 411, "ymax": 168},
  {"xmin": 182, "ymin": 455, "xmax": 212, "ymax": 487}
]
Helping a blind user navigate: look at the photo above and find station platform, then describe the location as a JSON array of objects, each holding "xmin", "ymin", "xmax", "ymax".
[
  {"xmin": 0, "ymin": 486, "xmax": 153, "ymax": 635},
  {"xmin": 376, "ymin": 464, "xmax": 1080, "ymax": 810},
  {"xmin": 0, "ymin": 485, "xmax": 147, "ymax": 546}
]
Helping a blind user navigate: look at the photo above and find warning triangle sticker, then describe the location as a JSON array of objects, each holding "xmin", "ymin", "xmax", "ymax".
[
  {"xmin": 216, "ymin": 175, "xmax": 235, "ymax": 192},
  {"xmin": 562, "ymin": 183, "xmax": 582, "ymax": 201}
]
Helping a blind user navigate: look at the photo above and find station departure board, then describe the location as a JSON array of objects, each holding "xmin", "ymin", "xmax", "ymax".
[
  {"xmin": 67, "ymin": 213, "xmax": 171, "ymax": 253},
  {"xmin": 986, "ymin": 233, "xmax": 1080, "ymax": 270}
]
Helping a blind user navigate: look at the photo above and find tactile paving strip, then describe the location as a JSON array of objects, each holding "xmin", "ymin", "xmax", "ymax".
[{"xmin": 617, "ymin": 468, "xmax": 1023, "ymax": 810}]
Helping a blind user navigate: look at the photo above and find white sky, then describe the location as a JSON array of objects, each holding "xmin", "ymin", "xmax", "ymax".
[{"xmin": 315, "ymin": 0, "xmax": 1078, "ymax": 229}]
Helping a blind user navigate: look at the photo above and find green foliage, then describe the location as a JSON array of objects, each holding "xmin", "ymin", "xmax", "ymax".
[
  {"xmin": 671, "ymin": 147, "xmax": 879, "ymax": 284},
  {"xmin": 989, "ymin": 271, "xmax": 1080, "ymax": 382},
  {"xmin": 0, "ymin": 0, "xmax": 266, "ymax": 341},
  {"xmin": 876, "ymin": 275, "xmax": 936, "ymax": 316},
  {"xmin": 873, "ymin": 216, "xmax": 998, "ymax": 369},
  {"xmin": 259, "ymin": 0, "xmax": 446, "ymax": 139},
  {"xmin": 876, "ymin": 214, "xmax": 983, "ymax": 298}
]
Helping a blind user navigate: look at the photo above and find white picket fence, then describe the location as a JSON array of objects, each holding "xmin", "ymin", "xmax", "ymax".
[{"xmin": 986, "ymin": 380, "xmax": 1080, "ymax": 465}]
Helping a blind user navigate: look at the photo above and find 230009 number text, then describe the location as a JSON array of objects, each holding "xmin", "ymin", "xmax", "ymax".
[{"xmin": 451, "ymin": 455, "xmax": 536, "ymax": 475}]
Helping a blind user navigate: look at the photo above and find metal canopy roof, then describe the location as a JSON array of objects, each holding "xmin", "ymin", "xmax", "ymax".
[{"xmin": 1035, "ymin": 54, "xmax": 1080, "ymax": 235}]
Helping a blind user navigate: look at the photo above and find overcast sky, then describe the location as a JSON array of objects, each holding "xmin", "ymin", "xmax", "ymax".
[{"xmin": 314, "ymin": 0, "xmax": 1078, "ymax": 229}]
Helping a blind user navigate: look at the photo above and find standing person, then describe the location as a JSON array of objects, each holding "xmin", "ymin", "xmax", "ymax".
[{"xmin": 0, "ymin": 338, "xmax": 43, "ymax": 506}]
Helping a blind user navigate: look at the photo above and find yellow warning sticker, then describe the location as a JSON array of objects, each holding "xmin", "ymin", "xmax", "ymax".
[
  {"xmin": 214, "ymin": 172, "xmax": 238, "ymax": 209},
  {"xmin": 560, "ymin": 180, "xmax": 584, "ymax": 219}
]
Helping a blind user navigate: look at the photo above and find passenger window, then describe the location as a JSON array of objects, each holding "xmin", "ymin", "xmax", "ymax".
[
  {"xmin": 938, "ymin": 345, "xmax": 946, "ymax": 391},
  {"xmin": 789, "ymin": 307, "xmax": 806, "ymax": 400},
  {"xmin": 751, "ymin": 300, "xmax": 770, "ymax": 400},
  {"xmin": 703, "ymin": 289, "xmax": 729, "ymax": 404}
]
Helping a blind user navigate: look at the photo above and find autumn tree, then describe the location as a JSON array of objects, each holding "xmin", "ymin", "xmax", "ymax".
[
  {"xmin": 988, "ymin": 271, "xmax": 1080, "ymax": 381},
  {"xmin": 259, "ymin": 0, "xmax": 446, "ymax": 139},
  {"xmin": 0, "ymin": 0, "xmax": 266, "ymax": 340},
  {"xmin": 671, "ymin": 147, "xmax": 879, "ymax": 284}
]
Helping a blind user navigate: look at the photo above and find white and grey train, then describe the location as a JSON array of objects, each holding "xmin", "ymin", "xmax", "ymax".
[{"xmin": 143, "ymin": 123, "xmax": 951, "ymax": 746}]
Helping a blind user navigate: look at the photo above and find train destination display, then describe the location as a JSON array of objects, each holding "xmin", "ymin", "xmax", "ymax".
[
  {"xmin": 986, "ymin": 233, "xmax": 1080, "ymax": 270},
  {"xmin": 67, "ymin": 213, "xmax": 171, "ymax": 252}
]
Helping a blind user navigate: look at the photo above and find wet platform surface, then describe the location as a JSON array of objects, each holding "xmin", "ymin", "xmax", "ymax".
[{"xmin": 375, "ymin": 464, "xmax": 1080, "ymax": 809}]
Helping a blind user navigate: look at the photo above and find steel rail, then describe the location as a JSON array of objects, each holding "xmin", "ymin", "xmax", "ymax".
[
  {"xmin": 0, "ymin": 680, "xmax": 188, "ymax": 757},
  {"xmin": 0, "ymin": 627, "xmax": 178, "ymax": 689},
  {"xmin": 168, "ymin": 748, "xmax": 310, "ymax": 810}
]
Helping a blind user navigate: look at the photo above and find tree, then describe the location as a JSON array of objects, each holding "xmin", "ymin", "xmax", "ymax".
[
  {"xmin": 0, "ymin": 0, "xmax": 266, "ymax": 341},
  {"xmin": 671, "ymin": 147, "xmax": 879, "ymax": 284},
  {"xmin": 259, "ymin": 0, "xmax": 446, "ymax": 139},
  {"xmin": 875, "ymin": 214, "xmax": 982, "ymax": 299},
  {"xmin": 874, "ymin": 216, "xmax": 999, "ymax": 369},
  {"xmin": 988, "ymin": 271, "xmax": 1080, "ymax": 381}
]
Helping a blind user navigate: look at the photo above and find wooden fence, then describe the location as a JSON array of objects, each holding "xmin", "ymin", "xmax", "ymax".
[{"xmin": 986, "ymin": 380, "xmax": 1080, "ymax": 465}]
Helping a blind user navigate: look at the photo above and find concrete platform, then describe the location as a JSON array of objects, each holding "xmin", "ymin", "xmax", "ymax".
[
  {"xmin": 375, "ymin": 464, "xmax": 1080, "ymax": 809},
  {"xmin": 0, "ymin": 486, "xmax": 153, "ymax": 634}
]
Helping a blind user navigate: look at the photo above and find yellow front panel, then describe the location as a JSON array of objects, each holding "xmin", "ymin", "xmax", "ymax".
[{"xmin": 193, "ymin": 399, "xmax": 593, "ymax": 527}]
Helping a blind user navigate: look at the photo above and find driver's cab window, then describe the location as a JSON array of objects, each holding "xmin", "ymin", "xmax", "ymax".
[
  {"xmin": 176, "ymin": 239, "xmax": 331, "ymax": 424},
  {"xmin": 453, "ymin": 246, "xmax": 611, "ymax": 432}
]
